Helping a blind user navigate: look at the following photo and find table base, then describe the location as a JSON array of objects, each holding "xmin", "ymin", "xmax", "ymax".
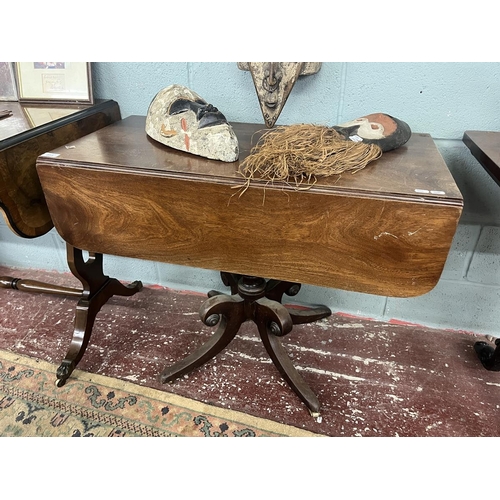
[
  {"xmin": 160, "ymin": 273, "xmax": 332, "ymax": 416},
  {"xmin": 52, "ymin": 248, "xmax": 332, "ymax": 415}
]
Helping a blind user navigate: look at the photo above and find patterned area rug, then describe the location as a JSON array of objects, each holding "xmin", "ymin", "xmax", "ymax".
[{"xmin": 0, "ymin": 349, "xmax": 319, "ymax": 437}]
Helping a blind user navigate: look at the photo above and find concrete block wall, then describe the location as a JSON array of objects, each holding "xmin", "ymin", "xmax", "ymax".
[{"xmin": 2, "ymin": 62, "xmax": 500, "ymax": 337}]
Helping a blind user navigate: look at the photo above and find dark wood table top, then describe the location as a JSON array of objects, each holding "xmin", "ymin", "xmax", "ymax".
[
  {"xmin": 0, "ymin": 100, "xmax": 121, "ymax": 237},
  {"xmin": 463, "ymin": 130, "xmax": 500, "ymax": 186},
  {"xmin": 42, "ymin": 115, "xmax": 463, "ymax": 203},
  {"xmin": 1, "ymin": 102, "xmax": 90, "ymax": 143},
  {"xmin": 37, "ymin": 116, "xmax": 463, "ymax": 297}
]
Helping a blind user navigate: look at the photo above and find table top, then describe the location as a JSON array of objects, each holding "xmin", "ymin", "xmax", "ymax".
[
  {"xmin": 37, "ymin": 116, "xmax": 463, "ymax": 297},
  {"xmin": 42, "ymin": 115, "xmax": 463, "ymax": 204},
  {"xmin": 463, "ymin": 130, "xmax": 500, "ymax": 186},
  {"xmin": 0, "ymin": 101, "xmax": 106, "ymax": 147},
  {"xmin": 0, "ymin": 100, "xmax": 121, "ymax": 238}
]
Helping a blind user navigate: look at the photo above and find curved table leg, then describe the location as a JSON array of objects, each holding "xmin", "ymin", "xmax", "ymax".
[
  {"xmin": 161, "ymin": 275, "xmax": 327, "ymax": 416},
  {"xmin": 56, "ymin": 245, "xmax": 143, "ymax": 387},
  {"xmin": 160, "ymin": 294, "xmax": 245, "ymax": 383},
  {"xmin": 265, "ymin": 279, "xmax": 331, "ymax": 325},
  {"xmin": 265, "ymin": 279, "xmax": 301, "ymax": 301},
  {"xmin": 287, "ymin": 305, "xmax": 332, "ymax": 325},
  {"xmin": 474, "ymin": 338, "xmax": 500, "ymax": 371},
  {"xmin": 255, "ymin": 297, "xmax": 321, "ymax": 416}
]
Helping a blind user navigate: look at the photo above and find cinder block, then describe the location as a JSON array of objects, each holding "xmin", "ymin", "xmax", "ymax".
[
  {"xmin": 295, "ymin": 284, "xmax": 387, "ymax": 319},
  {"xmin": 440, "ymin": 223, "xmax": 481, "ymax": 280},
  {"xmin": 0, "ymin": 225, "xmax": 65, "ymax": 272},
  {"xmin": 103, "ymin": 255, "xmax": 161, "ymax": 287},
  {"xmin": 385, "ymin": 279, "xmax": 500, "ymax": 336},
  {"xmin": 467, "ymin": 226, "xmax": 500, "ymax": 285},
  {"xmin": 156, "ymin": 262, "xmax": 224, "ymax": 295}
]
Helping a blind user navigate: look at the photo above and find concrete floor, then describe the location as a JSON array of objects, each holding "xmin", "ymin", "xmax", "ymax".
[{"xmin": 1, "ymin": 264, "xmax": 499, "ymax": 437}]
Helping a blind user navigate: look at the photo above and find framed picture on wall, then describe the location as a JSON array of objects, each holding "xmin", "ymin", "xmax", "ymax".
[
  {"xmin": 14, "ymin": 62, "xmax": 93, "ymax": 104},
  {"xmin": 0, "ymin": 62, "xmax": 18, "ymax": 101}
]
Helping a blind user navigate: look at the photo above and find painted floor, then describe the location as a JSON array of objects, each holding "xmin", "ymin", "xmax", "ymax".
[{"xmin": 1, "ymin": 264, "xmax": 499, "ymax": 437}]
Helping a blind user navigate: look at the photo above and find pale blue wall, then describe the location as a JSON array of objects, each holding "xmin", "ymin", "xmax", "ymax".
[{"xmin": 2, "ymin": 62, "xmax": 500, "ymax": 336}]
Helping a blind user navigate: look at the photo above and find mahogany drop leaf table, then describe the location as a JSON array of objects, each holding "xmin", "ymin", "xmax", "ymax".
[{"xmin": 36, "ymin": 116, "xmax": 463, "ymax": 415}]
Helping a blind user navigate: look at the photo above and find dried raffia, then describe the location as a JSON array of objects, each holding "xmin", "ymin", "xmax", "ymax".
[{"xmin": 235, "ymin": 124, "xmax": 383, "ymax": 195}]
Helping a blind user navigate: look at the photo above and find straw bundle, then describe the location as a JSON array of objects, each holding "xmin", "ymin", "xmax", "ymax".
[{"xmin": 237, "ymin": 124, "xmax": 382, "ymax": 192}]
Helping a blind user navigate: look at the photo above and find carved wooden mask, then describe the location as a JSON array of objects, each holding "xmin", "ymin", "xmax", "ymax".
[{"xmin": 238, "ymin": 62, "xmax": 321, "ymax": 128}]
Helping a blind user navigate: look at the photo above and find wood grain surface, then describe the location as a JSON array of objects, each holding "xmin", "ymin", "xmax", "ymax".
[{"xmin": 0, "ymin": 100, "xmax": 121, "ymax": 238}]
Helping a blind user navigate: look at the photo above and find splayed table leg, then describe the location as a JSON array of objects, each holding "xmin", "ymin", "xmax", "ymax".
[
  {"xmin": 161, "ymin": 275, "xmax": 330, "ymax": 416},
  {"xmin": 56, "ymin": 244, "xmax": 143, "ymax": 387}
]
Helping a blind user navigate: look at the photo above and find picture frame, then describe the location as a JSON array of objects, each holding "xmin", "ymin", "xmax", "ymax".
[
  {"xmin": 14, "ymin": 62, "xmax": 93, "ymax": 104},
  {"xmin": 0, "ymin": 62, "xmax": 18, "ymax": 101}
]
